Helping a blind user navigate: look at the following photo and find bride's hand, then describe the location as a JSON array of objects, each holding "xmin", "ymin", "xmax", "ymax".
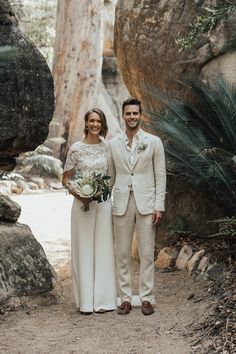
[
  {"xmin": 65, "ymin": 186, "xmax": 91, "ymax": 208},
  {"xmin": 75, "ymin": 195, "xmax": 92, "ymax": 206},
  {"xmin": 75, "ymin": 195, "xmax": 92, "ymax": 211}
]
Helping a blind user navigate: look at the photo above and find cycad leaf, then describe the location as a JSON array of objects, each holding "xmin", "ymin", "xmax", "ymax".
[{"xmin": 145, "ymin": 78, "xmax": 236, "ymax": 212}]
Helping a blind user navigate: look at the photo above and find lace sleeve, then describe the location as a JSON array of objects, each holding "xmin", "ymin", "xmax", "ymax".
[{"xmin": 64, "ymin": 144, "xmax": 79, "ymax": 172}]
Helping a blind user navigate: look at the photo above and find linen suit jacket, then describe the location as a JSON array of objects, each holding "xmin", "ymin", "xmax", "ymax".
[{"xmin": 108, "ymin": 129, "xmax": 166, "ymax": 216}]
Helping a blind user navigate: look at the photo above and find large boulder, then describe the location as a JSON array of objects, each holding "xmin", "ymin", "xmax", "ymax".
[
  {"xmin": 0, "ymin": 0, "xmax": 54, "ymax": 171},
  {"xmin": 0, "ymin": 222, "xmax": 53, "ymax": 304},
  {"xmin": 114, "ymin": 0, "xmax": 236, "ymax": 109}
]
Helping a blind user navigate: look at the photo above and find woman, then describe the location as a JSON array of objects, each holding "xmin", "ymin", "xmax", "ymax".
[{"xmin": 62, "ymin": 108, "xmax": 117, "ymax": 314}]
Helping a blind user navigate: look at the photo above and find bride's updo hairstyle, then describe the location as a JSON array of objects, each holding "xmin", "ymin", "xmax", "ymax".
[{"xmin": 84, "ymin": 108, "xmax": 108, "ymax": 138}]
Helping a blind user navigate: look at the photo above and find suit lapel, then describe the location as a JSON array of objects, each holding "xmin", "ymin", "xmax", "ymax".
[
  {"xmin": 118, "ymin": 136, "xmax": 131, "ymax": 170},
  {"xmin": 131, "ymin": 132, "xmax": 148, "ymax": 171}
]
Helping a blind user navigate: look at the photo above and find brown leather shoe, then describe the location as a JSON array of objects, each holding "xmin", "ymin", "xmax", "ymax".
[
  {"xmin": 141, "ymin": 301, "xmax": 154, "ymax": 315},
  {"xmin": 118, "ymin": 301, "xmax": 132, "ymax": 315}
]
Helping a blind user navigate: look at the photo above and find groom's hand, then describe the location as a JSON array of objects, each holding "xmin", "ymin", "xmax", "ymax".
[{"xmin": 152, "ymin": 210, "xmax": 162, "ymax": 225}]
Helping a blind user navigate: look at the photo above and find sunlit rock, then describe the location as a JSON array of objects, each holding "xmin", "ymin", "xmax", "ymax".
[
  {"xmin": 115, "ymin": 1, "xmax": 236, "ymax": 110},
  {"xmin": 187, "ymin": 249, "xmax": 205, "ymax": 275},
  {"xmin": 155, "ymin": 247, "xmax": 178, "ymax": 268},
  {"xmin": 176, "ymin": 245, "xmax": 193, "ymax": 270}
]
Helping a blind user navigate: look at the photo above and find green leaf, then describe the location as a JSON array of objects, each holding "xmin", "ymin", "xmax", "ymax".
[{"xmin": 145, "ymin": 78, "xmax": 236, "ymax": 213}]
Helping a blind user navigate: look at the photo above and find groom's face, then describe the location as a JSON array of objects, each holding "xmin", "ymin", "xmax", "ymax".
[{"xmin": 123, "ymin": 104, "xmax": 142, "ymax": 130}]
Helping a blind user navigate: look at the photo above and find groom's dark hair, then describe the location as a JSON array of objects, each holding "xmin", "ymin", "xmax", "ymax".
[{"xmin": 122, "ymin": 98, "xmax": 142, "ymax": 115}]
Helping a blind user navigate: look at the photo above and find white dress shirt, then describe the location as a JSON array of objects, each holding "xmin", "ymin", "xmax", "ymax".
[{"xmin": 124, "ymin": 129, "xmax": 143, "ymax": 167}]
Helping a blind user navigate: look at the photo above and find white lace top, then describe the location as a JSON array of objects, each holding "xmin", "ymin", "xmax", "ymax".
[{"xmin": 64, "ymin": 141, "xmax": 108, "ymax": 176}]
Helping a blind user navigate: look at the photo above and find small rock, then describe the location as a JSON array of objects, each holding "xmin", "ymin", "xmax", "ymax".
[
  {"xmin": 29, "ymin": 177, "xmax": 45, "ymax": 189},
  {"xmin": 176, "ymin": 245, "xmax": 193, "ymax": 270},
  {"xmin": 11, "ymin": 186, "xmax": 24, "ymax": 194},
  {"xmin": 9, "ymin": 181, "xmax": 18, "ymax": 192},
  {"xmin": 16, "ymin": 180, "xmax": 31, "ymax": 193},
  {"xmin": 197, "ymin": 255, "xmax": 210, "ymax": 273},
  {"xmin": 206, "ymin": 263, "xmax": 225, "ymax": 281},
  {"xmin": 0, "ymin": 181, "xmax": 12, "ymax": 196},
  {"xmin": 155, "ymin": 247, "xmax": 178, "ymax": 268},
  {"xmin": 0, "ymin": 195, "xmax": 21, "ymax": 222},
  {"xmin": 49, "ymin": 182, "xmax": 63, "ymax": 190},
  {"xmin": 187, "ymin": 249, "xmax": 205, "ymax": 275},
  {"xmin": 27, "ymin": 182, "xmax": 38, "ymax": 190}
]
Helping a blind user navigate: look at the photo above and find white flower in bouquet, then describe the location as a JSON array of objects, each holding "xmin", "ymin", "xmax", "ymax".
[
  {"xmin": 68, "ymin": 170, "xmax": 111, "ymax": 211},
  {"xmin": 81, "ymin": 184, "xmax": 95, "ymax": 196},
  {"xmin": 69, "ymin": 171, "xmax": 98, "ymax": 199}
]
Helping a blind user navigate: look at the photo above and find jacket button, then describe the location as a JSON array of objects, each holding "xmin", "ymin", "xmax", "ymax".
[{"xmin": 131, "ymin": 173, "xmax": 134, "ymax": 176}]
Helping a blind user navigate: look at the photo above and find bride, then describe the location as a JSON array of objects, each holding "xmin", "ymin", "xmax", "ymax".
[{"xmin": 62, "ymin": 108, "xmax": 117, "ymax": 314}]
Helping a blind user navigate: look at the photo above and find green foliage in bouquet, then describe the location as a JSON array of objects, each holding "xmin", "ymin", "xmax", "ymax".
[
  {"xmin": 93, "ymin": 174, "xmax": 111, "ymax": 203},
  {"xmin": 146, "ymin": 79, "xmax": 236, "ymax": 214}
]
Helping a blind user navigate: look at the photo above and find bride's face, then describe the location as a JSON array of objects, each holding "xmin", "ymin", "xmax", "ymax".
[{"xmin": 86, "ymin": 112, "xmax": 102, "ymax": 136}]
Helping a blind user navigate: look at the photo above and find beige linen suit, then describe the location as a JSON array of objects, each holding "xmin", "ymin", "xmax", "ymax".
[{"xmin": 108, "ymin": 129, "xmax": 166, "ymax": 303}]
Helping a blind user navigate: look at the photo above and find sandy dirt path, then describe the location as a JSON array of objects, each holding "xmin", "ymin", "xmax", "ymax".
[
  {"xmin": 0, "ymin": 263, "xmax": 210, "ymax": 354},
  {"xmin": 1, "ymin": 192, "xmax": 211, "ymax": 353}
]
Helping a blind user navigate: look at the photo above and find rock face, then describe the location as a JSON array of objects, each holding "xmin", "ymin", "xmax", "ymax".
[
  {"xmin": 0, "ymin": 0, "xmax": 54, "ymax": 171},
  {"xmin": 0, "ymin": 222, "xmax": 53, "ymax": 304},
  {"xmin": 115, "ymin": 0, "xmax": 236, "ymax": 110},
  {"xmin": 0, "ymin": 195, "xmax": 21, "ymax": 222}
]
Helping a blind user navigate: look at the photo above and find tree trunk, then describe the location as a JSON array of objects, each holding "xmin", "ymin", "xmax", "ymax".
[
  {"xmin": 53, "ymin": 0, "xmax": 121, "ymax": 158},
  {"xmin": 53, "ymin": 0, "xmax": 103, "ymax": 156}
]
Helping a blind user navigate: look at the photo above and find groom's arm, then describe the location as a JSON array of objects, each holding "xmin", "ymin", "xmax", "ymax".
[
  {"xmin": 107, "ymin": 141, "xmax": 116, "ymax": 188},
  {"xmin": 153, "ymin": 137, "xmax": 166, "ymax": 213}
]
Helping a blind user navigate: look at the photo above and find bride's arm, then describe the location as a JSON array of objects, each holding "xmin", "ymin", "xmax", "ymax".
[{"xmin": 62, "ymin": 169, "xmax": 74, "ymax": 188}]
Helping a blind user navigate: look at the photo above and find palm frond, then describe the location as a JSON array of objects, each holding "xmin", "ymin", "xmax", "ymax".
[{"xmin": 145, "ymin": 78, "xmax": 236, "ymax": 213}]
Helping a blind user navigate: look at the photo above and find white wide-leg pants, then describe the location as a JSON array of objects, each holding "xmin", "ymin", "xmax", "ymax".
[
  {"xmin": 71, "ymin": 198, "xmax": 117, "ymax": 312},
  {"xmin": 113, "ymin": 192, "xmax": 156, "ymax": 304}
]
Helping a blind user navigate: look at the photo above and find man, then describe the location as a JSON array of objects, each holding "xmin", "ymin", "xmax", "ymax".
[{"xmin": 108, "ymin": 98, "xmax": 166, "ymax": 315}]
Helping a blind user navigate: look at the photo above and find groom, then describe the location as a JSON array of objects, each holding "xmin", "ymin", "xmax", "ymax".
[{"xmin": 108, "ymin": 98, "xmax": 166, "ymax": 315}]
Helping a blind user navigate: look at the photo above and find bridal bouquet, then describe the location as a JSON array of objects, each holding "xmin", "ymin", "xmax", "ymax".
[{"xmin": 68, "ymin": 171, "xmax": 111, "ymax": 211}]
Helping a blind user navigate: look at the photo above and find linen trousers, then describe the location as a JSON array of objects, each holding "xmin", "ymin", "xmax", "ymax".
[
  {"xmin": 113, "ymin": 192, "xmax": 156, "ymax": 304},
  {"xmin": 71, "ymin": 198, "xmax": 117, "ymax": 312}
]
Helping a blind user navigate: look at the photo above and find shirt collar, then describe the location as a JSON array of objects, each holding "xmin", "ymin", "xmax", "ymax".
[{"xmin": 123, "ymin": 128, "xmax": 144, "ymax": 142}]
